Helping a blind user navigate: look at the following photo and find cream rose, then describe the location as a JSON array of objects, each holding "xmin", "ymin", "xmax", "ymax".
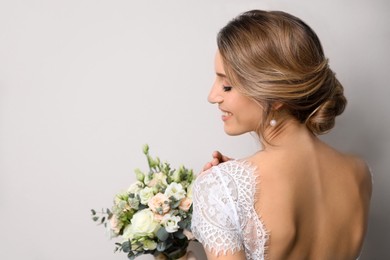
[
  {"xmin": 109, "ymin": 214, "xmax": 122, "ymax": 234},
  {"xmin": 122, "ymin": 209, "xmax": 159, "ymax": 239},
  {"xmin": 164, "ymin": 183, "xmax": 186, "ymax": 201},
  {"xmin": 139, "ymin": 187, "xmax": 154, "ymax": 205},
  {"xmin": 161, "ymin": 213, "xmax": 181, "ymax": 233},
  {"xmin": 148, "ymin": 193, "xmax": 170, "ymax": 215},
  {"xmin": 178, "ymin": 197, "xmax": 192, "ymax": 212}
]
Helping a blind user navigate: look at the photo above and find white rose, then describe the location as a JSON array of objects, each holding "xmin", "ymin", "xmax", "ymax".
[
  {"xmin": 139, "ymin": 187, "xmax": 154, "ymax": 205},
  {"xmin": 164, "ymin": 183, "xmax": 186, "ymax": 201},
  {"xmin": 122, "ymin": 209, "xmax": 160, "ymax": 239},
  {"xmin": 161, "ymin": 213, "xmax": 181, "ymax": 233},
  {"xmin": 128, "ymin": 181, "xmax": 144, "ymax": 194}
]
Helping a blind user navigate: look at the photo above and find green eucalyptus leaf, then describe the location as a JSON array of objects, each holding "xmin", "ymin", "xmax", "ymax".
[
  {"xmin": 182, "ymin": 218, "xmax": 192, "ymax": 229},
  {"xmin": 127, "ymin": 253, "xmax": 136, "ymax": 260},
  {"xmin": 156, "ymin": 227, "xmax": 169, "ymax": 241},
  {"xmin": 157, "ymin": 241, "xmax": 167, "ymax": 252},
  {"xmin": 171, "ymin": 199, "xmax": 181, "ymax": 209},
  {"xmin": 174, "ymin": 230, "xmax": 186, "ymax": 239},
  {"xmin": 122, "ymin": 241, "xmax": 131, "ymax": 253}
]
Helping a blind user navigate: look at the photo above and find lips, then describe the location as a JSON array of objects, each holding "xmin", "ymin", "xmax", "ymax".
[{"xmin": 220, "ymin": 109, "xmax": 232, "ymax": 121}]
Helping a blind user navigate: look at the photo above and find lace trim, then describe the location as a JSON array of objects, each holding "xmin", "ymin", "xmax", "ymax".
[{"xmin": 191, "ymin": 160, "xmax": 269, "ymax": 260}]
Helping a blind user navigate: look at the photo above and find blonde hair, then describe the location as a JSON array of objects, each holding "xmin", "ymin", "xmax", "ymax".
[{"xmin": 217, "ymin": 10, "xmax": 346, "ymax": 137}]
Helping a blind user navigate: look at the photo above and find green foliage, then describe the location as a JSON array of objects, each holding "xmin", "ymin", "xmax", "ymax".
[{"xmin": 91, "ymin": 208, "xmax": 112, "ymax": 227}]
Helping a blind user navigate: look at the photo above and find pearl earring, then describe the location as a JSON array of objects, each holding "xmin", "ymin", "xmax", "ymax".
[{"xmin": 270, "ymin": 119, "xmax": 277, "ymax": 127}]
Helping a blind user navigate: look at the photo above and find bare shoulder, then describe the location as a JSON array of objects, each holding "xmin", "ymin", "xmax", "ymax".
[{"xmin": 344, "ymin": 153, "xmax": 373, "ymax": 196}]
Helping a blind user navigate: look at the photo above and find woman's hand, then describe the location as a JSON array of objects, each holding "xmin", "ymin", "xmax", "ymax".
[{"xmin": 202, "ymin": 151, "xmax": 232, "ymax": 171}]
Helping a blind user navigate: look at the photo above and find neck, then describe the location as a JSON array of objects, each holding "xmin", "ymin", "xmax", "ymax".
[{"xmin": 260, "ymin": 119, "xmax": 317, "ymax": 150}]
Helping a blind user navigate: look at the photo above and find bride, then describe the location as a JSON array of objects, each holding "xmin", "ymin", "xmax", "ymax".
[{"xmin": 190, "ymin": 10, "xmax": 372, "ymax": 260}]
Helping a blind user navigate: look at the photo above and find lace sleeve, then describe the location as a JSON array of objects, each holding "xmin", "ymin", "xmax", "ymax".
[{"xmin": 191, "ymin": 166, "xmax": 243, "ymax": 256}]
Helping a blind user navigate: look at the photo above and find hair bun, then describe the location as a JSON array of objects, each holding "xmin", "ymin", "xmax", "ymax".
[{"xmin": 305, "ymin": 77, "xmax": 347, "ymax": 135}]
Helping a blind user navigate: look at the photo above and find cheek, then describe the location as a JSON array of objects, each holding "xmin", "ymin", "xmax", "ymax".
[{"xmin": 243, "ymin": 102, "xmax": 263, "ymax": 125}]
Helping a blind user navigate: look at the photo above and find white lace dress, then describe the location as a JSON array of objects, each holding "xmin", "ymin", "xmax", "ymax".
[{"xmin": 191, "ymin": 160, "xmax": 268, "ymax": 260}]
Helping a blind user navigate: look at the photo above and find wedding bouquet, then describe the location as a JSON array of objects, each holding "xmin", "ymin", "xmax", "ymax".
[{"xmin": 91, "ymin": 145, "xmax": 195, "ymax": 260}]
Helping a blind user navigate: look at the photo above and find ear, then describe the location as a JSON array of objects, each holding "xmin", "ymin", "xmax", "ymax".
[{"xmin": 271, "ymin": 101, "xmax": 284, "ymax": 110}]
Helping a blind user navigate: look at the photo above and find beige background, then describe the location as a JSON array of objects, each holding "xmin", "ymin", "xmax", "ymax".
[{"xmin": 0, "ymin": 0, "xmax": 388, "ymax": 259}]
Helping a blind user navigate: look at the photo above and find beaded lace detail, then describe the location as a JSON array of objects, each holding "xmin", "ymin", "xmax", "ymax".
[{"xmin": 191, "ymin": 160, "xmax": 268, "ymax": 260}]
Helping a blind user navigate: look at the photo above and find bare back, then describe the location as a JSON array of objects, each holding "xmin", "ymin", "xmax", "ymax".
[{"xmin": 249, "ymin": 136, "xmax": 372, "ymax": 260}]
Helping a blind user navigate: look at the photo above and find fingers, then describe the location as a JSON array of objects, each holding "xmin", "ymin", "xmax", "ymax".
[
  {"xmin": 202, "ymin": 162, "xmax": 213, "ymax": 171},
  {"xmin": 202, "ymin": 151, "xmax": 232, "ymax": 172},
  {"xmin": 215, "ymin": 157, "xmax": 221, "ymax": 165},
  {"xmin": 202, "ymin": 157, "xmax": 222, "ymax": 171},
  {"xmin": 212, "ymin": 151, "xmax": 223, "ymax": 161},
  {"xmin": 212, "ymin": 150, "xmax": 231, "ymax": 162}
]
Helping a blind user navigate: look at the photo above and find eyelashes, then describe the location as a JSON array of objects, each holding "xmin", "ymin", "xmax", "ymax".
[{"xmin": 223, "ymin": 85, "xmax": 232, "ymax": 92}]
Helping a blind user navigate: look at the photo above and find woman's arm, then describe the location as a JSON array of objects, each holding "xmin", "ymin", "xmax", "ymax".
[{"xmin": 204, "ymin": 250, "xmax": 246, "ymax": 260}]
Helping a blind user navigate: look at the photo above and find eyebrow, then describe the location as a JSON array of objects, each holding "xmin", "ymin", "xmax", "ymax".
[{"xmin": 216, "ymin": 72, "xmax": 227, "ymax": 78}]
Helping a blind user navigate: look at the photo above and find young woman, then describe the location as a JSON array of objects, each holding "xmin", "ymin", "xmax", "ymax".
[{"xmin": 191, "ymin": 10, "xmax": 372, "ymax": 260}]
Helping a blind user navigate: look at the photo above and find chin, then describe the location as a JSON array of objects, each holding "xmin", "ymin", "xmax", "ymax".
[{"xmin": 224, "ymin": 128, "xmax": 246, "ymax": 136}]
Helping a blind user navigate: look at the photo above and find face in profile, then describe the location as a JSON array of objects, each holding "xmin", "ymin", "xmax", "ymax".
[{"xmin": 208, "ymin": 51, "xmax": 263, "ymax": 136}]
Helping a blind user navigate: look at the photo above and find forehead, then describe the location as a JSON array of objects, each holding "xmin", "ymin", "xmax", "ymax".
[{"xmin": 214, "ymin": 51, "xmax": 225, "ymax": 74}]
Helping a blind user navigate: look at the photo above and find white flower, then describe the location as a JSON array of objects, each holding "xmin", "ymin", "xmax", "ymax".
[
  {"xmin": 122, "ymin": 209, "xmax": 159, "ymax": 239},
  {"xmin": 139, "ymin": 187, "xmax": 154, "ymax": 205},
  {"xmin": 164, "ymin": 183, "xmax": 186, "ymax": 201},
  {"xmin": 161, "ymin": 213, "xmax": 181, "ymax": 233},
  {"xmin": 128, "ymin": 181, "xmax": 144, "ymax": 194}
]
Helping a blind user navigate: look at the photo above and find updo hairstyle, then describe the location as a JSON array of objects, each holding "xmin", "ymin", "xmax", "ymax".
[{"xmin": 217, "ymin": 10, "xmax": 347, "ymax": 136}]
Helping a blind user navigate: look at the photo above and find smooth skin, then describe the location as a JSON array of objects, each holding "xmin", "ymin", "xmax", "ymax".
[{"xmin": 200, "ymin": 52, "xmax": 372, "ymax": 260}]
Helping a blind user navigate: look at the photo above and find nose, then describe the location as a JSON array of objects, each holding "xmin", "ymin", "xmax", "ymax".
[{"xmin": 207, "ymin": 81, "xmax": 223, "ymax": 104}]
